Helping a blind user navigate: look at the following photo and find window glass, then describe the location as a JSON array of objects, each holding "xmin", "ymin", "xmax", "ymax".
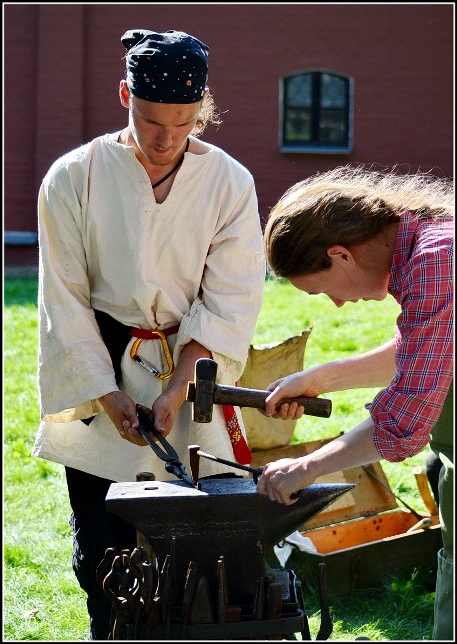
[
  {"xmin": 286, "ymin": 74, "xmax": 312, "ymax": 108},
  {"xmin": 285, "ymin": 108, "xmax": 311, "ymax": 141},
  {"xmin": 281, "ymin": 70, "xmax": 352, "ymax": 152},
  {"xmin": 319, "ymin": 110, "xmax": 348, "ymax": 143},
  {"xmin": 321, "ymin": 73, "xmax": 347, "ymax": 108}
]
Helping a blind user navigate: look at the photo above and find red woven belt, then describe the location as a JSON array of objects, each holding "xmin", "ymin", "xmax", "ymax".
[{"xmin": 129, "ymin": 324, "xmax": 180, "ymax": 339}]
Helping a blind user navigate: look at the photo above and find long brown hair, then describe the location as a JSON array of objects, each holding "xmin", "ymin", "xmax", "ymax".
[{"xmin": 265, "ymin": 165, "xmax": 453, "ymax": 279}]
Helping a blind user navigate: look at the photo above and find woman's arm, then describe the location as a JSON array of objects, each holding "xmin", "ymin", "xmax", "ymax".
[
  {"xmin": 256, "ymin": 416, "xmax": 381, "ymax": 504},
  {"xmin": 263, "ymin": 339, "xmax": 397, "ymax": 419}
]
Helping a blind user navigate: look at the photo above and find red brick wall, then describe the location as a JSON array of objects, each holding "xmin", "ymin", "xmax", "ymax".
[{"xmin": 4, "ymin": 3, "xmax": 454, "ymax": 268}]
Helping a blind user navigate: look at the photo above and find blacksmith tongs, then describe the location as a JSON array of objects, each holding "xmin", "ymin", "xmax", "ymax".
[{"xmin": 136, "ymin": 404, "xmax": 195, "ymax": 488}]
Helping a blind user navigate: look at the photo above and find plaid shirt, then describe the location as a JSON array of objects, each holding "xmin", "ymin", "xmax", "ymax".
[{"xmin": 367, "ymin": 211, "xmax": 453, "ymax": 462}]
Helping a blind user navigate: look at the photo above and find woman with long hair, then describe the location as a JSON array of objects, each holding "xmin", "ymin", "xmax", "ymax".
[{"xmin": 257, "ymin": 165, "xmax": 453, "ymax": 640}]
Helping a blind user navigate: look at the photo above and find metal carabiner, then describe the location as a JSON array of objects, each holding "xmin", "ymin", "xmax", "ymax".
[{"xmin": 130, "ymin": 331, "xmax": 174, "ymax": 380}]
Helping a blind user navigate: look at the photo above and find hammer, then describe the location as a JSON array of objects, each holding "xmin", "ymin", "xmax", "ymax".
[{"xmin": 186, "ymin": 358, "xmax": 332, "ymax": 423}]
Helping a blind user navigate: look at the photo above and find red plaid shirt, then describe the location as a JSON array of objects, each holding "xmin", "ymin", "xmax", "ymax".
[{"xmin": 367, "ymin": 211, "xmax": 453, "ymax": 462}]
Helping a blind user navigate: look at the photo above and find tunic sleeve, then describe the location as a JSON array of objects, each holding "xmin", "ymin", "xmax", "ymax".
[
  {"xmin": 174, "ymin": 178, "xmax": 265, "ymax": 383},
  {"xmin": 38, "ymin": 167, "xmax": 118, "ymax": 420}
]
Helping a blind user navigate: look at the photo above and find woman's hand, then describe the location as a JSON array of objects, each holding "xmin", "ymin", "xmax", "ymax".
[
  {"xmin": 259, "ymin": 343, "xmax": 397, "ymax": 421},
  {"xmin": 257, "ymin": 418, "xmax": 381, "ymax": 505},
  {"xmin": 260, "ymin": 368, "xmax": 326, "ymax": 420},
  {"xmin": 256, "ymin": 456, "xmax": 314, "ymax": 505}
]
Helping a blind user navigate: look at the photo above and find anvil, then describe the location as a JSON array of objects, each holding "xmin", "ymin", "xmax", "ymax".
[{"xmin": 106, "ymin": 477, "xmax": 354, "ymax": 607}]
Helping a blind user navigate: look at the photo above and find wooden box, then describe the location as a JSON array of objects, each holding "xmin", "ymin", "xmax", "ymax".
[{"xmin": 251, "ymin": 437, "xmax": 441, "ymax": 598}]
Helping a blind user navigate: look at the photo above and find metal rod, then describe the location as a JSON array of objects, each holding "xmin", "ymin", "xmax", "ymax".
[
  {"xmin": 196, "ymin": 450, "xmax": 304, "ymax": 499},
  {"xmin": 363, "ymin": 465, "xmax": 424, "ymax": 521},
  {"xmin": 196, "ymin": 450, "xmax": 262, "ymax": 476},
  {"xmin": 189, "ymin": 445, "xmax": 201, "ymax": 485}
]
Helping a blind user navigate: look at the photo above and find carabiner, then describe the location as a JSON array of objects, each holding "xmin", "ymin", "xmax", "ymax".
[{"xmin": 130, "ymin": 331, "xmax": 174, "ymax": 380}]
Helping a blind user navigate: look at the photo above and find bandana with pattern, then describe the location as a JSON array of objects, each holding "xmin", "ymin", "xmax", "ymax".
[{"xmin": 122, "ymin": 29, "xmax": 209, "ymax": 103}]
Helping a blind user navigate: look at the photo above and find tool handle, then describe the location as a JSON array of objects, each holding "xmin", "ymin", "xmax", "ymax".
[
  {"xmin": 186, "ymin": 382, "xmax": 331, "ymax": 418},
  {"xmin": 412, "ymin": 466, "xmax": 439, "ymax": 515},
  {"xmin": 213, "ymin": 384, "xmax": 332, "ymax": 418}
]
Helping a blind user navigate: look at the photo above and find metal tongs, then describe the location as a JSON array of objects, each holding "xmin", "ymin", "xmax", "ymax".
[{"xmin": 136, "ymin": 404, "xmax": 195, "ymax": 488}]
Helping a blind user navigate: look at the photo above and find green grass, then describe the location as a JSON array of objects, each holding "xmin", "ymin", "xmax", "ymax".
[
  {"xmin": 3, "ymin": 278, "xmax": 90, "ymax": 641},
  {"xmin": 3, "ymin": 277, "xmax": 437, "ymax": 640},
  {"xmin": 293, "ymin": 567, "xmax": 435, "ymax": 641}
]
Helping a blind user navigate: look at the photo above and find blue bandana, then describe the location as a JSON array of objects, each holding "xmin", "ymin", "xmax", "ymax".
[{"xmin": 121, "ymin": 29, "xmax": 209, "ymax": 104}]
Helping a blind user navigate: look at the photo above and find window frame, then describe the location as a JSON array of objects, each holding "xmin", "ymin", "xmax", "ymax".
[{"xmin": 279, "ymin": 68, "xmax": 354, "ymax": 154}]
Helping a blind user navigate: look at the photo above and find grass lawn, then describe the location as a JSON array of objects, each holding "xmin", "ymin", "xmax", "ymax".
[{"xmin": 3, "ymin": 277, "xmax": 437, "ymax": 641}]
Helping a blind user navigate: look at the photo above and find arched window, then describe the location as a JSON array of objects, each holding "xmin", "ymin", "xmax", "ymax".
[{"xmin": 280, "ymin": 70, "xmax": 353, "ymax": 153}]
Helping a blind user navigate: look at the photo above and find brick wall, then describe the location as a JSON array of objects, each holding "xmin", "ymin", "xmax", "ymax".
[{"xmin": 4, "ymin": 3, "xmax": 453, "ymax": 271}]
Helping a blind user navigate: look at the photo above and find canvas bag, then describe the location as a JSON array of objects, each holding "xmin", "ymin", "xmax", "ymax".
[{"xmin": 238, "ymin": 328, "xmax": 312, "ymax": 450}]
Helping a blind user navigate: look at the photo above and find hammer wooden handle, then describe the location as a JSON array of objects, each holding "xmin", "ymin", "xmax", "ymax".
[{"xmin": 187, "ymin": 382, "xmax": 332, "ymax": 418}]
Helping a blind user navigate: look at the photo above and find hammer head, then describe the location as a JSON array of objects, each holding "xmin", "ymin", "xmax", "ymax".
[{"xmin": 189, "ymin": 358, "xmax": 218, "ymax": 423}]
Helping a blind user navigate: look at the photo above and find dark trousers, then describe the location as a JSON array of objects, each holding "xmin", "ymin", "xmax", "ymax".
[{"xmin": 65, "ymin": 467, "xmax": 137, "ymax": 640}]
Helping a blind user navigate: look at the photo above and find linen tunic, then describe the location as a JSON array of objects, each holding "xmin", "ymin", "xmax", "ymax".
[{"xmin": 33, "ymin": 133, "xmax": 265, "ymax": 482}]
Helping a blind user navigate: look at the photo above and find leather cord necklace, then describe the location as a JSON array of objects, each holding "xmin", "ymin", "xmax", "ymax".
[{"xmin": 151, "ymin": 138, "xmax": 189, "ymax": 189}]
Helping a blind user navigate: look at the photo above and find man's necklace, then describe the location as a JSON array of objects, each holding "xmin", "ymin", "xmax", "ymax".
[{"xmin": 151, "ymin": 138, "xmax": 190, "ymax": 189}]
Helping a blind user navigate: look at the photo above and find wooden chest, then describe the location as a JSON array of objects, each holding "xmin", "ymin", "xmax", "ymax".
[{"xmin": 251, "ymin": 437, "xmax": 441, "ymax": 598}]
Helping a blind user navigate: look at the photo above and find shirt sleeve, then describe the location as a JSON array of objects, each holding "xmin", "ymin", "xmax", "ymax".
[
  {"xmin": 175, "ymin": 178, "xmax": 265, "ymax": 384},
  {"xmin": 368, "ymin": 240, "xmax": 453, "ymax": 462}
]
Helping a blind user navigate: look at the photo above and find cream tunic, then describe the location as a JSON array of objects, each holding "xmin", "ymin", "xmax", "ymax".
[{"xmin": 33, "ymin": 133, "xmax": 265, "ymax": 482}]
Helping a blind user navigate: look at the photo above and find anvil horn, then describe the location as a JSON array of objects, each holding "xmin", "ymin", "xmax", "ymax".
[{"xmin": 260, "ymin": 482, "xmax": 355, "ymax": 550}]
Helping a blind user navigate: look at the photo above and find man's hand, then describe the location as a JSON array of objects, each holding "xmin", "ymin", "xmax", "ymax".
[
  {"xmin": 150, "ymin": 338, "xmax": 212, "ymax": 436},
  {"xmin": 100, "ymin": 340, "xmax": 211, "ymax": 444},
  {"xmin": 150, "ymin": 385, "xmax": 185, "ymax": 437},
  {"xmin": 99, "ymin": 391, "xmax": 147, "ymax": 446}
]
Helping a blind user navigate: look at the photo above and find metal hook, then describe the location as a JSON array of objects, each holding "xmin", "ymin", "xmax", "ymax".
[{"xmin": 130, "ymin": 331, "xmax": 174, "ymax": 380}]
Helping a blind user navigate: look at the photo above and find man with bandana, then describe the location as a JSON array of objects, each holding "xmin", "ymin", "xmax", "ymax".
[{"xmin": 33, "ymin": 29, "xmax": 265, "ymax": 639}]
